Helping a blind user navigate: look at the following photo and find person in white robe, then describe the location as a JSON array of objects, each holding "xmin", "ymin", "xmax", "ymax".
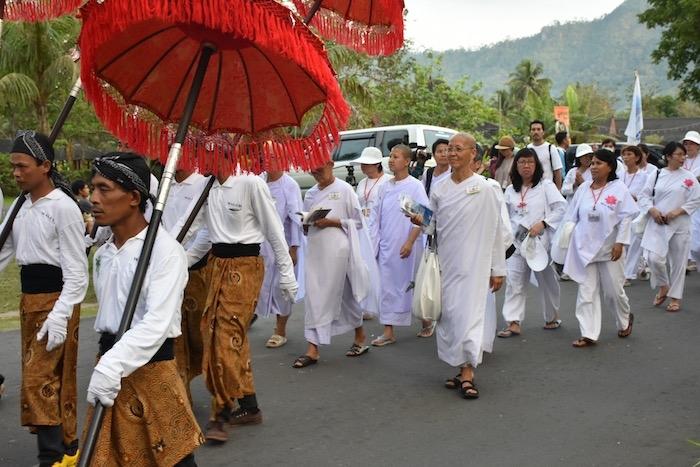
[
  {"xmin": 619, "ymin": 146, "xmax": 649, "ymax": 284},
  {"xmin": 560, "ymin": 149, "xmax": 638, "ymax": 347},
  {"xmin": 256, "ymin": 170, "xmax": 305, "ymax": 348},
  {"xmin": 293, "ymin": 160, "xmax": 379, "ymax": 366},
  {"xmin": 498, "ymin": 148, "xmax": 567, "ymax": 338},
  {"xmin": 638, "ymin": 142, "xmax": 700, "ymax": 312},
  {"xmin": 410, "ymin": 133, "xmax": 506, "ymax": 399},
  {"xmin": 561, "ymin": 144, "xmax": 593, "ymax": 200},
  {"xmin": 369, "ymin": 144, "xmax": 428, "ymax": 346},
  {"xmin": 681, "ymin": 131, "xmax": 700, "ymax": 269}
]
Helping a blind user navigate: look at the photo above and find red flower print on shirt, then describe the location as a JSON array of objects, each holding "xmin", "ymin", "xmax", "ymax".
[
  {"xmin": 605, "ymin": 195, "xmax": 618, "ymax": 206},
  {"xmin": 683, "ymin": 178, "xmax": 694, "ymax": 188}
]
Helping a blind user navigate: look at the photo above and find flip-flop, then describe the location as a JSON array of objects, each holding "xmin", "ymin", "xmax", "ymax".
[
  {"xmin": 265, "ymin": 334, "xmax": 288, "ymax": 348},
  {"xmin": 497, "ymin": 328, "xmax": 520, "ymax": 338},
  {"xmin": 666, "ymin": 302, "xmax": 681, "ymax": 312},
  {"xmin": 345, "ymin": 343, "xmax": 370, "ymax": 357},
  {"xmin": 371, "ymin": 335, "xmax": 396, "ymax": 347},
  {"xmin": 618, "ymin": 313, "xmax": 634, "ymax": 338},
  {"xmin": 653, "ymin": 293, "xmax": 668, "ymax": 307},
  {"xmin": 292, "ymin": 355, "xmax": 318, "ymax": 368},
  {"xmin": 543, "ymin": 320, "xmax": 562, "ymax": 330},
  {"xmin": 572, "ymin": 337, "xmax": 596, "ymax": 348},
  {"xmin": 416, "ymin": 322, "xmax": 436, "ymax": 338}
]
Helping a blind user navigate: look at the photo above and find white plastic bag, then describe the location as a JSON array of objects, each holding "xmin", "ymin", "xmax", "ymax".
[{"xmin": 412, "ymin": 245, "xmax": 442, "ymax": 321}]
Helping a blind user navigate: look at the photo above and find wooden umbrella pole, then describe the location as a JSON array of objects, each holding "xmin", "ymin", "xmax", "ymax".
[
  {"xmin": 175, "ymin": 175, "xmax": 215, "ymax": 243},
  {"xmin": 303, "ymin": 0, "xmax": 323, "ymax": 24},
  {"xmin": 0, "ymin": 77, "xmax": 83, "ymax": 251},
  {"xmin": 78, "ymin": 43, "xmax": 216, "ymax": 467}
]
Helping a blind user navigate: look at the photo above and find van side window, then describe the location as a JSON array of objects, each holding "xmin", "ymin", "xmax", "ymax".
[
  {"xmin": 333, "ymin": 134, "xmax": 375, "ymax": 162},
  {"xmin": 378, "ymin": 130, "xmax": 409, "ymax": 156},
  {"xmin": 424, "ymin": 130, "xmax": 455, "ymax": 154}
]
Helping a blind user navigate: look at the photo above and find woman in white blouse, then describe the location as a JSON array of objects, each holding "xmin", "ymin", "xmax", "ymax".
[
  {"xmin": 561, "ymin": 144, "xmax": 593, "ymax": 200},
  {"xmin": 560, "ymin": 149, "xmax": 638, "ymax": 347},
  {"xmin": 498, "ymin": 148, "xmax": 567, "ymax": 338},
  {"xmin": 638, "ymin": 142, "xmax": 700, "ymax": 312},
  {"xmin": 353, "ymin": 147, "xmax": 392, "ymax": 231},
  {"xmin": 620, "ymin": 145, "xmax": 649, "ymax": 284}
]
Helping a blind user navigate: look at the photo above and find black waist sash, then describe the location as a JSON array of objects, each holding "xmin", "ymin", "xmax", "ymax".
[
  {"xmin": 20, "ymin": 264, "xmax": 63, "ymax": 294},
  {"xmin": 211, "ymin": 243, "xmax": 260, "ymax": 258},
  {"xmin": 99, "ymin": 334, "xmax": 174, "ymax": 363}
]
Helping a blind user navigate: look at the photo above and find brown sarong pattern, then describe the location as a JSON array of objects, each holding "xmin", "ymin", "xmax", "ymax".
[
  {"xmin": 201, "ymin": 256, "xmax": 263, "ymax": 418},
  {"xmin": 20, "ymin": 292, "xmax": 79, "ymax": 446},
  {"xmin": 174, "ymin": 264, "xmax": 210, "ymax": 398},
  {"xmin": 83, "ymin": 359, "xmax": 203, "ymax": 466}
]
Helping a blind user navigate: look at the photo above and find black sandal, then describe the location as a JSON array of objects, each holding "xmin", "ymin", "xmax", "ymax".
[
  {"xmin": 345, "ymin": 343, "xmax": 369, "ymax": 357},
  {"xmin": 618, "ymin": 313, "xmax": 634, "ymax": 338},
  {"xmin": 444, "ymin": 375, "xmax": 461, "ymax": 389},
  {"xmin": 460, "ymin": 380, "xmax": 479, "ymax": 399},
  {"xmin": 292, "ymin": 355, "xmax": 318, "ymax": 368}
]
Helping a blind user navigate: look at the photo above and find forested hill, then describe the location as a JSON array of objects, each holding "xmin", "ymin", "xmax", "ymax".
[{"xmin": 415, "ymin": 0, "xmax": 676, "ymax": 104}]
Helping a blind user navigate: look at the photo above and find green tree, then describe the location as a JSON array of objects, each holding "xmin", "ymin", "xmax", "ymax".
[
  {"xmin": 507, "ymin": 60, "xmax": 552, "ymax": 103},
  {"xmin": 639, "ymin": 0, "xmax": 700, "ymax": 102}
]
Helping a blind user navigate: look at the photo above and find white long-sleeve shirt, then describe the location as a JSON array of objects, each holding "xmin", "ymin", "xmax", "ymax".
[
  {"xmin": 0, "ymin": 189, "xmax": 88, "ymax": 319},
  {"xmin": 561, "ymin": 167, "xmax": 591, "ymax": 198},
  {"xmin": 187, "ymin": 174, "xmax": 296, "ymax": 286},
  {"xmin": 161, "ymin": 172, "xmax": 210, "ymax": 249},
  {"xmin": 93, "ymin": 226, "xmax": 187, "ymax": 381}
]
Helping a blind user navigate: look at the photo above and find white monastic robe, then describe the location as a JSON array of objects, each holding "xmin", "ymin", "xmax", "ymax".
[
  {"xmin": 303, "ymin": 178, "xmax": 378, "ymax": 345},
  {"xmin": 638, "ymin": 168, "xmax": 700, "ymax": 298},
  {"xmin": 428, "ymin": 174, "xmax": 506, "ymax": 368},
  {"xmin": 682, "ymin": 157, "xmax": 700, "ymax": 263},
  {"xmin": 371, "ymin": 176, "xmax": 428, "ymax": 326},
  {"xmin": 502, "ymin": 180, "xmax": 566, "ymax": 325},
  {"xmin": 256, "ymin": 173, "xmax": 305, "ymax": 318},
  {"xmin": 561, "ymin": 167, "xmax": 591, "ymax": 200},
  {"xmin": 620, "ymin": 168, "xmax": 649, "ymax": 279}
]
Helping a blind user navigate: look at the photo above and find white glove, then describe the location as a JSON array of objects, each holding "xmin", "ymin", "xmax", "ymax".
[
  {"xmin": 36, "ymin": 312, "xmax": 68, "ymax": 352},
  {"xmin": 87, "ymin": 368, "xmax": 121, "ymax": 408},
  {"xmin": 280, "ymin": 281, "xmax": 299, "ymax": 303}
]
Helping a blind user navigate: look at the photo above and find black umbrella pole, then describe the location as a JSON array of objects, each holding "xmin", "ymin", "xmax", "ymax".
[
  {"xmin": 49, "ymin": 77, "xmax": 82, "ymax": 144},
  {"xmin": 176, "ymin": 175, "xmax": 215, "ymax": 243},
  {"xmin": 303, "ymin": 0, "xmax": 323, "ymax": 24},
  {"xmin": 78, "ymin": 43, "xmax": 215, "ymax": 467}
]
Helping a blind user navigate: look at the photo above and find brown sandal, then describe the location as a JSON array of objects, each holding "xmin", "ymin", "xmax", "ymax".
[
  {"xmin": 572, "ymin": 337, "xmax": 596, "ymax": 348},
  {"xmin": 618, "ymin": 313, "xmax": 634, "ymax": 338},
  {"xmin": 653, "ymin": 293, "xmax": 668, "ymax": 307},
  {"xmin": 666, "ymin": 302, "xmax": 681, "ymax": 312}
]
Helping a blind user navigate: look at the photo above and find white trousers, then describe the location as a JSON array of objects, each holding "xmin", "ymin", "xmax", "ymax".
[
  {"xmin": 575, "ymin": 259, "xmax": 630, "ymax": 341},
  {"xmin": 691, "ymin": 212, "xmax": 700, "ymax": 263},
  {"xmin": 624, "ymin": 233, "xmax": 644, "ymax": 279},
  {"xmin": 648, "ymin": 231, "xmax": 691, "ymax": 299},
  {"xmin": 502, "ymin": 253, "xmax": 560, "ymax": 324}
]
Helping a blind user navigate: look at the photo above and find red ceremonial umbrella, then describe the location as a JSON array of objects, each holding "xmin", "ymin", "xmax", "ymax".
[
  {"xmin": 77, "ymin": 1, "xmax": 348, "ymax": 463},
  {"xmin": 0, "ymin": 0, "xmax": 83, "ymax": 21},
  {"xmin": 292, "ymin": 0, "xmax": 405, "ymax": 56},
  {"xmin": 79, "ymin": 0, "xmax": 349, "ymax": 175}
]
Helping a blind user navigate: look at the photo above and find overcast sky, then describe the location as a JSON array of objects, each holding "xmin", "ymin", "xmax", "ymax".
[{"xmin": 404, "ymin": 0, "xmax": 626, "ymax": 51}]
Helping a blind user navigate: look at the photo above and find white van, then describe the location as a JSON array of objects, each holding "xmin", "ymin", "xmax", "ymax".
[{"xmin": 291, "ymin": 124, "xmax": 457, "ymax": 193}]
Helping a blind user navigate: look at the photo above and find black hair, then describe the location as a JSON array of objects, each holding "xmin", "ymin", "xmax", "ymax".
[
  {"xmin": 529, "ymin": 120, "xmax": 545, "ymax": 131},
  {"xmin": 71, "ymin": 180, "xmax": 87, "ymax": 196},
  {"xmin": 663, "ymin": 141, "xmax": 686, "ymax": 157},
  {"xmin": 601, "ymin": 137, "xmax": 616, "ymax": 147},
  {"xmin": 431, "ymin": 138, "xmax": 449, "ymax": 155},
  {"xmin": 621, "ymin": 145, "xmax": 643, "ymax": 165},
  {"xmin": 555, "ymin": 131, "xmax": 568, "ymax": 146},
  {"xmin": 574, "ymin": 151, "xmax": 592, "ymax": 168},
  {"xmin": 592, "ymin": 149, "xmax": 619, "ymax": 182},
  {"xmin": 510, "ymin": 148, "xmax": 544, "ymax": 192}
]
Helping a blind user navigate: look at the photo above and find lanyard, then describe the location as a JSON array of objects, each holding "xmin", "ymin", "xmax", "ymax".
[
  {"xmin": 684, "ymin": 157, "xmax": 697, "ymax": 171},
  {"xmin": 590, "ymin": 183, "xmax": 607, "ymax": 210},
  {"xmin": 624, "ymin": 171, "xmax": 637, "ymax": 188},
  {"xmin": 363, "ymin": 176, "xmax": 381, "ymax": 203},
  {"xmin": 518, "ymin": 186, "xmax": 530, "ymax": 208}
]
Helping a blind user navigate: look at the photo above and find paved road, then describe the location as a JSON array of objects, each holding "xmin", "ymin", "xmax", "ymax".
[{"xmin": 1, "ymin": 277, "xmax": 699, "ymax": 466}]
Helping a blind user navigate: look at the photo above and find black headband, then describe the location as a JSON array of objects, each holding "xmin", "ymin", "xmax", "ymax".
[{"xmin": 93, "ymin": 152, "xmax": 151, "ymax": 198}]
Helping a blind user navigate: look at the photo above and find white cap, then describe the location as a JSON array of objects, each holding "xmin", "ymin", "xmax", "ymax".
[
  {"xmin": 575, "ymin": 143, "xmax": 594, "ymax": 159},
  {"xmin": 521, "ymin": 235, "xmax": 549, "ymax": 272},
  {"xmin": 683, "ymin": 131, "xmax": 700, "ymax": 145},
  {"xmin": 351, "ymin": 146, "xmax": 383, "ymax": 165}
]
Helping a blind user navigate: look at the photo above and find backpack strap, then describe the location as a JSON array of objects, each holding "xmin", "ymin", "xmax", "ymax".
[
  {"xmin": 651, "ymin": 168, "xmax": 661, "ymax": 198},
  {"xmin": 424, "ymin": 167, "xmax": 435, "ymax": 197}
]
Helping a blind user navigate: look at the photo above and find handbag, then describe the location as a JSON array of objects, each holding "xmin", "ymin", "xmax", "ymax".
[{"xmin": 412, "ymin": 235, "xmax": 442, "ymax": 321}]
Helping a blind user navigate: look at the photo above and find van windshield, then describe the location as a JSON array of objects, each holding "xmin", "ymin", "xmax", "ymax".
[{"xmin": 332, "ymin": 134, "xmax": 375, "ymax": 162}]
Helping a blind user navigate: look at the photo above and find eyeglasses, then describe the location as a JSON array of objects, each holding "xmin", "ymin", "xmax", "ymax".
[
  {"xmin": 516, "ymin": 159, "xmax": 536, "ymax": 166},
  {"xmin": 447, "ymin": 146, "xmax": 475, "ymax": 154}
]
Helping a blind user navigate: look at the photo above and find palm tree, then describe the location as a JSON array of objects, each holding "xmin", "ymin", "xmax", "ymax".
[
  {"xmin": 507, "ymin": 59, "xmax": 552, "ymax": 103},
  {"xmin": 0, "ymin": 17, "xmax": 78, "ymax": 134}
]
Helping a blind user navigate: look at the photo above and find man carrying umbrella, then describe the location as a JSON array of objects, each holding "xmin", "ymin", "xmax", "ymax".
[
  {"xmin": 186, "ymin": 161, "xmax": 298, "ymax": 443},
  {"xmin": 0, "ymin": 131, "xmax": 87, "ymax": 467},
  {"xmin": 85, "ymin": 152, "xmax": 203, "ymax": 466}
]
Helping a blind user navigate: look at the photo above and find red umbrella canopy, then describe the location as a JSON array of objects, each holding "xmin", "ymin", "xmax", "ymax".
[
  {"xmin": 78, "ymin": 0, "xmax": 350, "ymax": 174},
  {"xmin": 292, "ymin": 0, "xmax": 404, "ymax": 56},
  {"xmin": 1, "ymin": 0, "xmax": 83, "ymax": 21}
]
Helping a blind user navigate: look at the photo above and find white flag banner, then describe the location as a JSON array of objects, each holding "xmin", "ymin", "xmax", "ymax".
[{"xmin": 624, "ymin": 73, "xmax": 643, "ymax": 144}]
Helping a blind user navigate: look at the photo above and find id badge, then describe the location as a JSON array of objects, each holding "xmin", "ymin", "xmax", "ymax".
[
  {"xmin": 362, "ymin": 207, "xmax": 370, "ymax": 217},
  {"xmin": 588, "ymin": 211, "xmax": 601, "ymax": 222}
]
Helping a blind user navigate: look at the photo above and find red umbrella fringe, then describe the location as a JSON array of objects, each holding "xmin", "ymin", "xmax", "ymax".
[
  {"xmin": 4, "ymin": 0, "xmax": 84, "ymax": 21},
  {"xmin": 79, "ymin": 0, "xmax": 350, "ymax": 174},
  {"xmin": 292, "ymin": 0, "xmax": 404, "ymax": 56}
]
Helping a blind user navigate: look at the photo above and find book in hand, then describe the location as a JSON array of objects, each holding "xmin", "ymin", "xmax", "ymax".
[
  {"xmin": 298, "ymin": 208, "xmax": 331, "ymax": 225},
  {"xmin": 399, "ymin": 193, "xmax": 433, "ymax": 227}
]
